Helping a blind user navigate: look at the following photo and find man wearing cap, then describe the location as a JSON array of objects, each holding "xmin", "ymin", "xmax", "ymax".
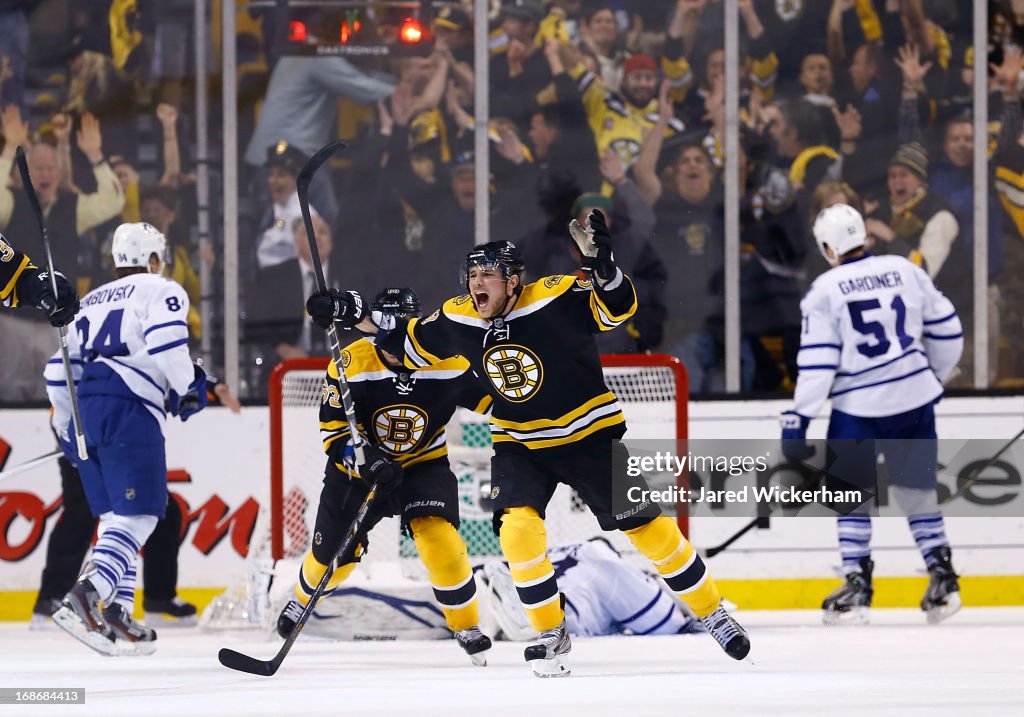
[
  {"xmin": 866, "ymin": 141, "xmax": 967, "ymax": 317},
  {"xmin": 574, "ymin": 52, "xmax": 687, "ymax": 173},
  {"xmin": 433, "ymin": 5, "xmax": 474, "ymax": 65},
  {"xmin": 491, "ymin": 0, "xmax": 551, "ymax": 130},
  {"xmin": 253, "ymin": 140, "xmax": 321, "ymax": 273}
]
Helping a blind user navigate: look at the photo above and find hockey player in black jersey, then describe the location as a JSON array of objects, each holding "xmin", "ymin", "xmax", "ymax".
[
  {"xmin": 307, "ymin": 212, "xmax": 750, "ymax": 677},
  {"xmin": 277, "ymin": 287, "xmax": 494, "ymax": 665},
  {"xmin": 0, "ymin": 232, "xmax": 78, "ymax": 326}
]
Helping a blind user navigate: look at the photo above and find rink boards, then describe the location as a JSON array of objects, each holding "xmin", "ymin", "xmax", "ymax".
[{"xmin": 1, "ymin": 395, "xmax": 1022, "ymax": 618}]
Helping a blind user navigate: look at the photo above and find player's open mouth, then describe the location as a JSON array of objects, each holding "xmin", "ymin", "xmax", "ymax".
[{"xmin": 474, "ymin": 292, "xmax": 489, "ymax": 310}]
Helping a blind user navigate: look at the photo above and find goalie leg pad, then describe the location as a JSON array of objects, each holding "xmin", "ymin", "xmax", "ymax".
[
  {"xmin": 295, "ymin": 550, "xmax": 358, "ymax": 603},
  {"xmin": 410, "ymin": 516, "xmax": 479, "ymax": 632},
  {"xmin": 625, "ymin": 516, "xmax": 721, "ymax": 618},
  {"xmin": 499, "ymin": 507, "xmax": 563, "ymax": 633}
]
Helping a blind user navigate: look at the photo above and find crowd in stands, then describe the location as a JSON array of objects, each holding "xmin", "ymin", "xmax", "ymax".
[{"xmin": 2, "ymin": 0, "xmax": 1024, "ymax": 399}]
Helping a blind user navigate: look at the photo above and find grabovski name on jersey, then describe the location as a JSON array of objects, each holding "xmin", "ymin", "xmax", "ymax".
[
  {"xmin": 793, "ymin": 253, "xmax": 963, "ymax": 420},
  {"xmin": 45, "ymin": 273, "xmax": 194, "ymax": 435}
]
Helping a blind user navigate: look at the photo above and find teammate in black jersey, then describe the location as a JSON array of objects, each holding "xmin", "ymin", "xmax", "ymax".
[
  {"xmin": 0, "ymin": 232, "xmax": 78, "ymax": 325},
  {"xmin": 278, "ymin": 287, "xmax": 493, "ymax": 665},
  {"xmin": 307, "ymin": 212, "xmax": 751, "ymax": 677}
]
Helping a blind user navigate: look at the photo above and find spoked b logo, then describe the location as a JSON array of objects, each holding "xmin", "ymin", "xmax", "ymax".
[
  {"xmin": 483, "ymin": 344, "xmax": 543, "ymax": 402},
  {"xmin": 372, "ymin": 405, "xmax": 428, "ymax": 453}
]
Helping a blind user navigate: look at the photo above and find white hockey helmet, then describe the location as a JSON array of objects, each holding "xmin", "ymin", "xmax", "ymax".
[
  {"xmin": 813, "ymin": 203, "xmax": 867, "ymax": 266},
  {"xmin": 111, "ymin": 222, "xmax": 167, "ymax": 273}
]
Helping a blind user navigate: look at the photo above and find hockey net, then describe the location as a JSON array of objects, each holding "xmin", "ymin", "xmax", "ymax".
[{"xmin": 200, "ymin": 354, "xmax": 686, "ymax": 631}]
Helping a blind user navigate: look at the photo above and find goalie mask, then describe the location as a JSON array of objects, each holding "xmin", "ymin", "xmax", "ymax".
[
  {"xmin": 813, "ymin": 203, "xmax": 867, "ymax": 266},
  {"xmin": 461, "ymin": 241, "xmax": 525, "ymax": 292},
  {"xmin": 371, "ymin": 287, "xmax": 421, "ymax": 319},
  {"xmin": 111, "ymin": 222, "xmax": 168, "ymax": 273}
]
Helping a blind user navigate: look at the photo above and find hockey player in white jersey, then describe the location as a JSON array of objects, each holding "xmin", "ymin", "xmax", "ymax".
[
  {"xmin": 478, "ymin": 539, "xmax": 703, "ymax": 640},
  {"xmin": 45, "ymin": 222, "xmax": 208, "ymax": 655},
  {"xmin": 781, "ymin": 204, "xmax": 964, "ymax": 626}
]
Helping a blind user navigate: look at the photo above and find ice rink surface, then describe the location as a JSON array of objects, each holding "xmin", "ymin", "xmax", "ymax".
[{"xmin": 3, "ymin": 608, "xmax": 1023, "ymax": 717}]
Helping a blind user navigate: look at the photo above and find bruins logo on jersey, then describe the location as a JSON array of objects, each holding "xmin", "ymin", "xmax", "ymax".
[
  {"xmin": 544, "ymin": 275, "xmax": 564, "ymax": 288},
  {"xmin": 775, "ymin": 0, "xmax": 803, "ymax": 22},
  {"xmin": 372, "ymin": 404, "xmax": 428, "ymax": 453},
  {"xmin": 574, "ymin": 277, "xmax": 593, "ymax": 290},
  {"xmin": 422, "ymin": 309, "xmax": 440, "ymax": 324},
  {"xmin": 341, "ymin": 350, "xmax": 352, "ymax": 369},
  {"xmin": 453, "ymin": 294, "xmax": 473, "ymax": 306},
  {"xmin": 483, "ymin": 344, "xmax": 543, "ymax": 402}
]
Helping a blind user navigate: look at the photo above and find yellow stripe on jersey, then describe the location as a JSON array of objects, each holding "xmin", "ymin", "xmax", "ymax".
[
  {"xmin": 0, "ymin": 254, "xmax": 31, "ymax": 305},
  {"xmin": 490, "ymin": 391, "xmax": 617, "ymax": 432},
  {"xmin": 995, "ymin": 166, "xmax": 1024, "ymax": 239},
  {"xmin": 406, "ymin": 316, "xmax": 447, "ymax": 368},
  {"xmin": 493, "ymin": 412, "xmax": 626, "ymax": 450},
  {"xmin": 589, "ymin": 284, "xmax": 637, "ymax": 330}
]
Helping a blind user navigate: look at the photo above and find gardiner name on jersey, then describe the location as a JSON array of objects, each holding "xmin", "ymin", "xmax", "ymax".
[
  {"xmin": 320, "ymin": 338, "xmax": 490, "ymax": 477},
  {"xmin": 793, "ymin": 253, "xmax": 963, "ymax": 419},
  {"xmin": 384, "ymin": 273, "xmax": 638, "ymax": 451}
]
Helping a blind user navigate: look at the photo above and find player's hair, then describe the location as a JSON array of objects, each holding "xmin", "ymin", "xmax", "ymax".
[{"xmin": 114, "ymin": 267, "xmax": 148, "ymax": 278}]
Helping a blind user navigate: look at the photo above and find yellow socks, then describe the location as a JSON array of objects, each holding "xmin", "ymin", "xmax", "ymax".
[
  {"xmin": 498, "ymin": 507, "xmax": 563, "ymax": 631},
  {"xmin": 410, "ymin": 516, "xmax": 479, "ymax": 632}
]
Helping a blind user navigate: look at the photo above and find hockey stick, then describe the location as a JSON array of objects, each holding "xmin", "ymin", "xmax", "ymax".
[
  {"xmin": 700, "ymin": 462, "xmax": 824, "ymax": 559},
  {"xmin": 0, "ymin": 450, "xmax": 61, "ymax": 482},
  {"xmin": 291, "ymin": 139, "xmax": 362, "ymax": 468},
  {"xmin": 940, "ymin": 425, "xmax": 1024, "ymax": 505},
  {"xmin": 15, "ymin": 146, "xmax": 88, "ymax": 462},
  {"xmin": 217, "ymin": 481, "xmax": 379, "ymax": 676}
]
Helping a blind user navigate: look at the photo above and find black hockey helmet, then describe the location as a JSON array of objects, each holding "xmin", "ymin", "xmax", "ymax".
[
  {"xmin": 371, "ymin": 287, "xmax": 421, "ymax": 318},
  {"xmin": 461, "ymin": 240, "xmax": 525, "ymax": 290}
]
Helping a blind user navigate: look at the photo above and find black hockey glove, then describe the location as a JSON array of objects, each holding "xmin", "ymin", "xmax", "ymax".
[
  {"xmin": 17, "ymin": 268, "xmax": 80, "ymax": 327},
  {"xmin": 168, "ymin": 364, "xmax": 209, "ymax": 422},
  {"xmin": 581, "ymin": 209, "xmax": 617, "ymax": 281},
  {"xmin": 357, "ymin": 444, "xmax": 404, "ymax": 498},
  {"xmin": 306, "ymin": 289, "xmax": 368, "ymax": 330}
]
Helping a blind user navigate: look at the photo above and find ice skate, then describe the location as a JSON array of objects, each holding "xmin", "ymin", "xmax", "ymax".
[
  {"xmin": 52, "ymin": 574, "xmax": 117, "ymax": 656},
  {"xmin": 103, "ymin": 604, "xmax": 158, "ymax": 656},
  {"xmin": 524, "ymin": 620, "xmax": 572, "ymax": 677},
  {"xmin": 823, "ymin": 558, "xmax": 873, "ymax": 626},
  {"xmin": 921, "ymin": 547, "xmax": 961, "ymax": 624},
  {"xmin": 277, "ymin": 598, "xmax": 305, "ymax": 639},
  {"xmin": 700, "ymin": 603, "xmax": 751, "ymax": 660},
  {"xmin": 144, "ymin": 596, "xmax": 198, "ymax": 627},
  {"xmin": 455, "ymin": 626, "xmax": 492, "ymax": 666},
  {"xmin": 29, "ymin": 597, "xmax": 61, "ymax": 632}
]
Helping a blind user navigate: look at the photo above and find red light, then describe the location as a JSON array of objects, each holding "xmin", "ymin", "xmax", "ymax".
[
  {"xmin": 340, "ymin": 20, "xmax": 351, "ymax": 44},
  {"xmin": 399, "ymin": 18, "xmax": 423, "ymax": 44},
  {"xmin": 288, "ymin": 20, "xmax": 307, "ymax": 43}
]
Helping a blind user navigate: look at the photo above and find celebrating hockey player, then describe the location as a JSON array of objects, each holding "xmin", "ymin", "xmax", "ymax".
[
  {"xmin": 45, "ymin": 222, "xmax": 208, "ymax": 655},
  {"xmin": 306, "ymin": 211, "xmax": 750, "ymax": 677},
  {"xmin": 780, "ymin": 204, "xmax": 964, "ymax": 625},
  {"xmin": 0, "ymin": 232, "xmax": 79, "ymax": 326},
  {"xmin": 276, "ymin": 287, "xmax": 495, "ymax": 666}
]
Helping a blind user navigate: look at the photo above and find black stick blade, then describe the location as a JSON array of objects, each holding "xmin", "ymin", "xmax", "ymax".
[
  {"xmin": 218, "ymin": 647, "xmax": 281, "ymax": 677},
  {"xmin": 296, "ymin": 140, "xmax": 348, "ymax": 193}
]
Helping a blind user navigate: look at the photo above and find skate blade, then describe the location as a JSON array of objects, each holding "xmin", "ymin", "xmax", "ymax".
[
  {"xmin": 28, "ymin": 615, "xmax": 60, "ymax": 632},
  {"xmin": 926, "ymin": 592, "xmax": 962, "ymax": 625},
  {"xmin": 52, "ymin": 606, "xmax": 117, "ymax": 657},
  {"xmin": 823, "ymin": 607, "xmax": 869, "ymax": 626},
  {"xmin": 468, "ymin": 650, "xmax": 488, "ymax": 667},
  {"xmin": 529, "ymin": 654, "xmax": 571, "ymax": 678},
  {"xmin": 144, "ymin": 611, "xmax": 198, "ymax": 628}
]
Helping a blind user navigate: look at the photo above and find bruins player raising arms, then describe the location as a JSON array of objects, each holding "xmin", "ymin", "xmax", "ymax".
[
  {"xmin": 307, "ymin": 213, "xmax": 750, "ymax": 677},
  {"xmin": 1, "ymin": 232, "xmax": 79, "ymax": 326},
  {"xmin": 277, "ymin": 287, "xmax": 494, "ymax": 665}
]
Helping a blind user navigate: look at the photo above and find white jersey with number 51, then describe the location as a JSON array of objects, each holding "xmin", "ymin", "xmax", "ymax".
[
  {"xmin": 793, "ymin": 253, "xmax": 964, "ymax": 419},
  {"xmin": 45, "ymin": 273, "xmax": 194, "ymax": 434}
]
